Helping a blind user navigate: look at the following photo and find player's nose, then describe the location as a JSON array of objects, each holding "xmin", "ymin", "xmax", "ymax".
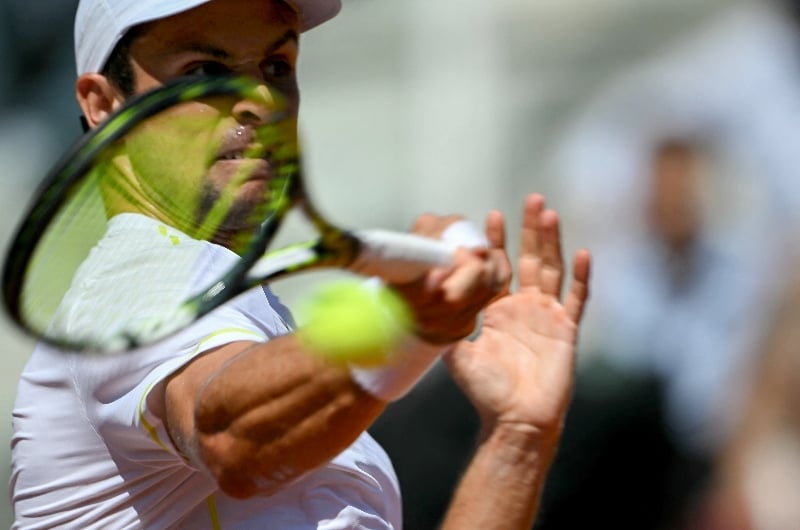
[{"xmin": 232, "ymin": 84, "xmax": 285, "ymax": 126}]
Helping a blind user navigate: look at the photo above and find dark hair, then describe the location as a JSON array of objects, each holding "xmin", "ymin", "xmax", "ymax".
[
  {"xmin": 80, "ymin": 28, "xmax": 139, "ymax": 132},
  {"xmin": 101, "ymin": 27, "xmax": 141, "ymax": 99}
]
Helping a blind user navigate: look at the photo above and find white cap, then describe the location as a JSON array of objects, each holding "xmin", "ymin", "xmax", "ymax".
[{"xmin": 74, "ymin": 0, "xmax": 341, "ymax": 75}]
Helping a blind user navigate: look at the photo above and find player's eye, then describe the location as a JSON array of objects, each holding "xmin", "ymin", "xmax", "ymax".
[
  {"xmin": 262, "ymin": 58, "xmax": 294, "ymax": 80},
  {"xmin": 185, "ymin": 62, "xmax": 231, "ymax": 77}
]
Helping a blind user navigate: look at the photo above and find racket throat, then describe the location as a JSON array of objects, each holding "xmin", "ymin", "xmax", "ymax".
[{"xmin": 245, "ymin": 231, "xmax": 359, "ymax": 285}]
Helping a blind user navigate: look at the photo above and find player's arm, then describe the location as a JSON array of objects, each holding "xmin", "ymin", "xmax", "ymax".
[
  {"xmin": 440, "ymin": 195, "xmax": 591, "ymax": 530},
  {"xmin": 162, "ymin": 217, "xmax": 506, "ymax": 499},
  {"xmin": 163, "ymin": 334, "xmax": 383, "ymax": 498}
]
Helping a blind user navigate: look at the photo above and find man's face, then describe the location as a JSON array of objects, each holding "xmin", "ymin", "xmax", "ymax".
[
  {"xmin": 127, "ymin": 0, "xmax": 301, "ymax": 98},
  {"xmin": 112, "ymin": 0, "xmax": 302, "ymax": 247},
  {"xmin": 647, "ymin": 142, "xmax": 705, "ymax": 249}
]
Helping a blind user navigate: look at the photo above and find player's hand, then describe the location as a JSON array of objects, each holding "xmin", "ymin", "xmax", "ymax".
[
  {"xmin": 390, "ymin": 214, "xmax": 512, "ymax": 345},
  {"xmin": 444, "ymin": 194, "xmax": 591, "ymax": 444}
]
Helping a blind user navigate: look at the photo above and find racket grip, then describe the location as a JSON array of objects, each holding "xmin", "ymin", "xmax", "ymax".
[{"xmin": 350, "ymin": 221, "xmax": 486, "ymax": 283}]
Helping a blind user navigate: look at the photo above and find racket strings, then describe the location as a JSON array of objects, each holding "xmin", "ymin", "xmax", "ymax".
[{"xmin": 3, "ymin": 75, "xmax": 380, "ymax": 352}]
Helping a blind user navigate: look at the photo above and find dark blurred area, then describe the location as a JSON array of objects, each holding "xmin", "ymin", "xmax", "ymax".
[{"xmin": 0, "ymin": 0, "xmax": 81, "ymax": 146}]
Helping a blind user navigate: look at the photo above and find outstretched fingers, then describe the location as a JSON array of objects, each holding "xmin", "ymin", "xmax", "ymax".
[
  {"xmin": 538, "ymin": 209, "xmax": 564, "ymax": 298},
  {"xmin": 518, "ymin": 194, "xmax": 564, "ymax": 297},
  {"xmin": 484, "ymin": 209, "xmax": 512, "ymax": 298},
  {"xmin": 564, "ymin": 249, "xmax": 591, "ymax": 324},
  {"xmin": 518, "ymin": 194, "xmax": 544, "ymax": 289},
  {"xmin": 484, "ymin": 209, "xmax": 506, "ymax": 250}
]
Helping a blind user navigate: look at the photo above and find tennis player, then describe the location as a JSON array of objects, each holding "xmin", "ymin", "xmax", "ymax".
[{"xmin": 10, "ymin": 1, "xmax": 591, "ymax": 528}]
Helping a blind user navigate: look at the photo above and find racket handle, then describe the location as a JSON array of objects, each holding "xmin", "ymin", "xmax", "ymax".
[{"xmin": 349, "ymin": 228, "xmax": 468, "ymax": 283}]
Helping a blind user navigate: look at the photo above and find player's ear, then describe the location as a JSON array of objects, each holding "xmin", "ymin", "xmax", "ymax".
[{"xmin": 76, "ymin": 74, "xmax": 123, "ymax": 129}]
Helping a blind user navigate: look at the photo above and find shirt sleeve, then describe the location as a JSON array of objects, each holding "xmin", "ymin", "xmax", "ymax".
[{"xmin": 73, "ymin": 284, "xmax": 293, "ymax": 465}]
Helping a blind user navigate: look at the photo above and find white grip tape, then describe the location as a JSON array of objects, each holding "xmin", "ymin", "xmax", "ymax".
[
  {"xmin": 349, "ymin": 220, "xmax": 486, "ymax": 283},
  {"xmin": 349, "ymin": 229, "xmax": 453, "ymax": 283},
  {"xmin": 441, "ymin": 219, "xmax": 488, "ymax": 249}
]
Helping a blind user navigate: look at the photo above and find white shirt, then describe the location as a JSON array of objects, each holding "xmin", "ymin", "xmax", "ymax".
[
  {"xmin": 582, "ymin": 237, "xmax": 762, "ymax": 454},
  {"xmin": 11, "ymin": 214, "xmax": 402, "ymax": 529}
]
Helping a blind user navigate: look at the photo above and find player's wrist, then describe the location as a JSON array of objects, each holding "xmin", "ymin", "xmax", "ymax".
[
  {"xmin": 479, "ymin": 421, "xmax": 561, "ymax": 465},
  {"xmin": 347, "ymin": 219, "xmax": 486, "ymax": 401},
  {"xmin": 348, "ymin": 335, "xmax": 452, "ymax": 401},
  {"xmin": 413, "ymin": 320, "xmax": 477, "ymax": 345}
]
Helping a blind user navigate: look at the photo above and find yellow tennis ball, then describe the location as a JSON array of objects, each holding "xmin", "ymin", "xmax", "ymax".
[{"xmin": 298, "ymin": 279, "xmax": 413, "ymax": 366}]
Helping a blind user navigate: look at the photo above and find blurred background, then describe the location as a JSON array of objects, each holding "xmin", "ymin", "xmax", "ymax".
[{"xmin": 3, "ymin": 0, "xmax": 800, "ymax": 528}]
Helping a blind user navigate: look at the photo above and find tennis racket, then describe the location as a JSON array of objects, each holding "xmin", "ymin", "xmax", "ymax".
[{"xmin": 2, "ymin": 74, "xmax": 456, "ymax": 353}]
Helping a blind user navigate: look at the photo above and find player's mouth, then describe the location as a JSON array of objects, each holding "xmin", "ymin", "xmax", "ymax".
[
  {"xmin": 215, "ymin": 127, "xmax": 275, "ymax": 180},
  {"xmin": 212, "ymin": 121, "xmax": 299, "ymax": 183},
  {"xmin": 216, "ymin": 146, "xmax": 273, "ymax": 164},
  {"xmin": 217, "ymin": 149, "xmax": 269, "ymax": 161}
]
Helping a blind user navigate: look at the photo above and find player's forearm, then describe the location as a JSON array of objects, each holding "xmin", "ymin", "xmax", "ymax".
[
  {"xmin": 440, "ymin": 424, "xmax": 559, "ymax": 530},
  {"xmin": 171, "ymin": 336, "xmax": 385, "ymax": 498}
]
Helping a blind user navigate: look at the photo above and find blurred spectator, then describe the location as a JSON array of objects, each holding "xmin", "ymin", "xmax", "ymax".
[
  {"xmin": 582, "ymin": 137, "xmax": 763, "ymax": 457},
  {"xmin": 553, "ymin": 0, "xmax": 800, "ymax": 272},
  {"xmin": 538, "ymin": 2, "xmax": 800, "ymax": 527},
  {"xmin": 536, "ymin": 136, "xmax": 768, "ymax": 530}
]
